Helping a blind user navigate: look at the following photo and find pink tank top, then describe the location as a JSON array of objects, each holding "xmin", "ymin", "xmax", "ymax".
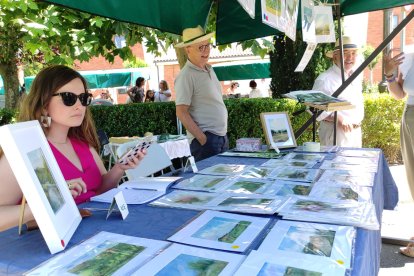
[{"xmin": 49, "ymin": 138, "xmax": 102, "ymax": 204}]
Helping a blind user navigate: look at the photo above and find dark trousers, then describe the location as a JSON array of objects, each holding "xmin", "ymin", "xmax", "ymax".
[{"xmin": 190, "ymin": 131, "xmax": 229, "ymax": 162}]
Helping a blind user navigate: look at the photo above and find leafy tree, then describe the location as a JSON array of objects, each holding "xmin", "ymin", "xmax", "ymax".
[
  {"xmin": 269, "ymin": 32, "xmax": 333, "ymax": 98},
  {"xmin": 0, "ymin": 0, "xmax": 273, "ymax": 109},
  {"xmin": 0, "ymin": 0, "xmax": 178, "ymax": 108}
]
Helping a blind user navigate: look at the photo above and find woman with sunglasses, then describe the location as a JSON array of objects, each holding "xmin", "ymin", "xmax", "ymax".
[{"xmin": 0, "ymin": 65, "xmax": 145, "ymax": 231}]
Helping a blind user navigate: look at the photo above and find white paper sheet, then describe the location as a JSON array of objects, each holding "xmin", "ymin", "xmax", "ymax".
[
  {"xmin": 294, "ymin": 42, "xmax": 317, "ymax": 72},
  {"xmin": 27, "ymin": 231, "xmax": 170, "ymax": 275},
  {"xmin": 318, "ymin": 169, "xmax": 375, "ymax": 187},
  {"xmin": 234, "ymin": 250, "xmax": 346, "ymax": 275},
  {"xmin": 168, "ymin": 210, "xmax": 270, "ymax": 252},
  {"xmin": 277, "ymin": 196, "xmax": 379, "ymax": 230},
  {"xmin": 196, "ymin": 164, "xmax": 252, "ymax": 176},
  {"xmin": 314, "ymin": 5, "xmax": 335, "ymax": 43},
  {"xmin": 301, "ymin": 0, "xmax": 316, "ymax": 42},
  {"xmin": 261, "ymin": 0, "xmax": 286, "ymax": 32},
  {"xmin": 172, "ymin": 175, "xmax": 229, "ymax": 192},
  {"xmin": 257, "ymin": 220, "xmax": 355, "ymax": 268}
]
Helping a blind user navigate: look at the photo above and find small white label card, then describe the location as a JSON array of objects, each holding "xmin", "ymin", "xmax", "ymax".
[
  {"xmin": 185, "ymin": 156, "xmax": 198, "ymax": 173},
  {"xmin": 106, "ymin": 191, "xmax": 129, "ymax": 220}
]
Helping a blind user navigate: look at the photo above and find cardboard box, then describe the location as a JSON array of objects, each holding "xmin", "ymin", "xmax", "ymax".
[{"xmin": 236, "ymin": 138, "xmax": 262, "ymax": 152}]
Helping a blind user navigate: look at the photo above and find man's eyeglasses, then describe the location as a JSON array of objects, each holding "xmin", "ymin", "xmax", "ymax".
[
  {"xmin": 197, "ymin": 43, "xmax": 212, "ymax": 52},
  {"xmin": 52, "ymin": 92, "xmax": 93, "ymax": 106}
]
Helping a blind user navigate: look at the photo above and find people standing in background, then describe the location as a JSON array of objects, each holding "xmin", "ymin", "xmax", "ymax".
[
  {"xmin": 249, "ymin": 80, "xmax": 263, "ymax": 98},
  {"xmin": 175, "ymin": 26, "xmax": 228, "ymax": 161},
  {"xmin": 145, "ymin": 89, "xmax": 155, "ymax": 102},
  {"xmin": 154, "ymin": 80, "xmax": 172, "ymax": 102},
  {"xmin": 127, "ymin": 77, "xmax": 145, "ymax": 103},
  {"xmin": 312, "ymin": 35, "xmax": 364, "ymax": 147}
]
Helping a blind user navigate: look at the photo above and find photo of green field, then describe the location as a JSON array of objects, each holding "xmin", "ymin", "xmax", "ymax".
[
  {"xmin": 68, "ymin": 242, "xmax": 145, "ymax": 275},
  {"xmin": 155, "ymin": 253, "xmax": 228, "ymax": 276},
  {"xmin": 192, "ymin": 217, "xmax": 252, "ymax": 244}
]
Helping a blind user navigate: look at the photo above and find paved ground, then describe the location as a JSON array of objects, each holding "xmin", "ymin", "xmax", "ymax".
[{"xmin": 379, "ymin": 165, "xmax": 414, "ymax": 275}]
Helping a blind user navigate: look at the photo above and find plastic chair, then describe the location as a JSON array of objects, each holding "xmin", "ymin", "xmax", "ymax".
[{"xmin": 116, "ymin": 142, "xmax": 173, "ymax": 179}]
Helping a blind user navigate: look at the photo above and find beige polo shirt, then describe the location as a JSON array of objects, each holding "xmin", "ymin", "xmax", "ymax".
[{"xmin": 175, "ymin": 60, "xmax": 228, "ymax": 141}]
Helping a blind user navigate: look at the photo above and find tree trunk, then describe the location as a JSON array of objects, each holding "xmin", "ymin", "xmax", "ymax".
[
  {"xmin": 0, "ymin": 63, "xmax": 19, "ymax": 109},
  {"xmin": 175, "ymin": 48, "xmax": 187, "ymax": 69}
]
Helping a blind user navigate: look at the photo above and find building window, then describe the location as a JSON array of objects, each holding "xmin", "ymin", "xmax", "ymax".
[{"xmin": 392, "ymin": 15, "xmax": 399, "ymax": 30}]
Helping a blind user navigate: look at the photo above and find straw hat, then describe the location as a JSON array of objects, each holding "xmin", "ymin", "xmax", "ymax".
[
  {"xmin": 175, "ymin": 26, "xmax": 215, "ymax": 48},
  {"xmin": 326, "ymin": 35, "xmax": 360, "ymax": 58}
]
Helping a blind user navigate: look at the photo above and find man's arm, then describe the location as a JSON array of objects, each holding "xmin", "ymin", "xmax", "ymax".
[{"xmin": 176, "ymin": 105, "xmax": 207, "ymax": 145}]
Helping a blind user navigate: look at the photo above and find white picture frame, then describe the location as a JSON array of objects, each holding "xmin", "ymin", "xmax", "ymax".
[
  {"xmin": 0, "ymin": 121, "xmax": 81, "ymax": 254},
  {"xmin": 168, "ymin": 210, "xmax": 270, "ymax": 252},
  {"xmin": 260, "ymin": 112, "xmax": 297, "ymax": 149}
]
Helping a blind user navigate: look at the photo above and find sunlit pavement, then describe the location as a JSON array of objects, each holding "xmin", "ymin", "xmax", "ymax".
[{"xmin": 379, "ymin": 165, "xmax": 414, "ymax": 275}]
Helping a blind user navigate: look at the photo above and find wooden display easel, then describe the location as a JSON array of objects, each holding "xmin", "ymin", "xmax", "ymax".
[{"xmin": 303, "ymin": 102, "xmax": 355, "ymax": 145}]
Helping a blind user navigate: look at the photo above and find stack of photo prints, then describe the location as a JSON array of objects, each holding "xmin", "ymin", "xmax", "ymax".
[{"xmin": 29, "ymin": 148, "xmax": 381, "ymax": 275}]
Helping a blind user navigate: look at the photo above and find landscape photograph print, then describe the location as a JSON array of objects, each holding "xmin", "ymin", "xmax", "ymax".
[{"xmin": 27, "ymin": 148, "xmax": 65, "ymax": 213}]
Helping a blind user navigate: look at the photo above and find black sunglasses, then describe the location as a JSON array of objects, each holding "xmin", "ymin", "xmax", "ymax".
[{"xmin": 52, "ymin": 92, "xmax": 93, "ymax": 106}]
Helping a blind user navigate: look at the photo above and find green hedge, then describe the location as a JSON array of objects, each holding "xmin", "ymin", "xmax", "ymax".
[
  {"xmin": 362, "ymin": 94, "xmax": 404, "ymax": 163},
  {"xmin": 0, "ymin": 95, "xmax": 404, "ymax": 163}
]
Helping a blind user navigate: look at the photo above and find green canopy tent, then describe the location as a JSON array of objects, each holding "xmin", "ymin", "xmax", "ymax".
[
  {"xmin": 24, "ymin": 68, "xmax": 150, "ymax": 91},
  {"xmin": 212, "ymin": 60, "xmax": 270, "ymax": 81},
  {"xmin": 44, "ymin": 0, "xmax": 414, "ymax": 44}
]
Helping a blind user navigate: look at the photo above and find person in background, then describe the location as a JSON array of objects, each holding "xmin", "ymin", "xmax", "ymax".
[
  {"xmin": 127, "ymin": 77, "xmax": 145, "ymax": 103},
  {"xmin": 226, "ymin": 81, "xmax": 239, "ymax": 97},
  {"xmin": 154, "ymin": 80, "xmax": 172, "ymax": 102},
  {"xmin": 145, "ymin": 89, "xmax": 155, "ymax": 102},
  {"xmin": 100, "ymin": 90, "xmax": 114, "ymax": 103},
  {"xmin": 249, "ymin": 80, "xmax": 263, "ymax": 98},
  {"xmin": 384, "ymin": 50, "xmax": 414, "ymax": 258},
  {"xmin": 313, "ymin": 35, "xmax": 364, "ymax": 147},
  {"xmin": 175, "ymin": 26, "xmax": 228, "ymax": 161},
  {"xmin": 0, "ymin": 65, "xmax": 145, "ymax": 231}
]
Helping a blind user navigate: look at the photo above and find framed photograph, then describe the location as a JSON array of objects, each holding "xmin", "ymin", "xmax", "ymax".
[
  {"xmin": 134, "ymin": 244, "xmax": 245, "ymax": 276},
  {"xmin": 168, "ymin": 210, "xmax": 270, "ymax": 252},
  {"xmin": 260, "ymin": 112, "xmax": 297, "ymax": 149},
  {"xmin": 27, "ymin": 231, "xmax": 170, "ymax": 275},
  {"xmin": 0, "ymin": 121, "xmax": 81, "ymax": 254}
]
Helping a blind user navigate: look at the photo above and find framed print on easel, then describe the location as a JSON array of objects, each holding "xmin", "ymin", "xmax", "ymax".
[
  {"xmin": 0, "ymin": 120, "xmax": 81, "ymax": 254},
  {"xmin": 260, "ymin": 112, "xmax": 297, "ymax": 149}
]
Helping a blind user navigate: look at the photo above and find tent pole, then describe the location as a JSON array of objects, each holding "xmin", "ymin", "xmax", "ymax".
[{"xmin": 294, "ymin": 8, "xmax": 414, "ymax": 140}]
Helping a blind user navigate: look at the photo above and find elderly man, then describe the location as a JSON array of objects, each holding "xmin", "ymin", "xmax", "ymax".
[
  {"xmin": 313, "ymin": 35, "xmax": 364, "ymax": 147},
  {"xmin": 175, "ymin": 26, "xmax": 228, "ymax": 161}
]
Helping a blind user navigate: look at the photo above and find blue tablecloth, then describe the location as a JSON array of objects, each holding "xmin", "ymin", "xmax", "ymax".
[{"xmin": 0, "ymin": 149, "xmax": 398, "ymax": 275}]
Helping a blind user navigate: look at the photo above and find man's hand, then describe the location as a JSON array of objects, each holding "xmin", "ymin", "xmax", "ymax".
[
  {"xmin": 338, "ymin": 115, "xmax": 353, "ymax": 133},
  {"xmin": 198, "ymin": 133, "xmax": 207, "ymax": 145}
]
